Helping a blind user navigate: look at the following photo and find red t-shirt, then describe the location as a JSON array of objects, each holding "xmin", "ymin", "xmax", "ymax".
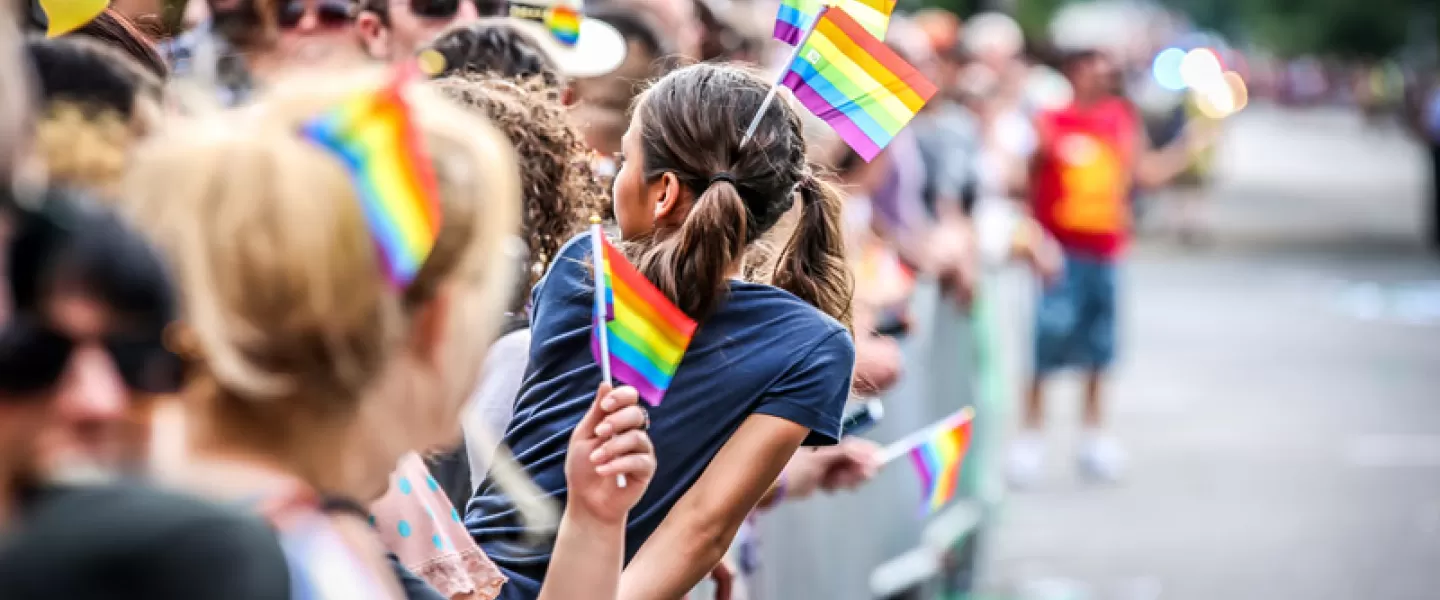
[{"xmin": 1030, "ymin": 97, "xmax": 1139, "ymax": 259}]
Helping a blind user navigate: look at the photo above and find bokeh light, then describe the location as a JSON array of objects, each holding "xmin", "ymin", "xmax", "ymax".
[
  {"xmin": 1192, "ymin": 70, "xmax": 1250, "ymax": 119},
  {"xmin": 1179, "ymin": 48, "xmax": 1224, "ymax": 90},
  {"xmin": 1223, "ymin": 71, "xmax": 1249, "ymax": 112},
  {"xmin": 1151, "ymin": 47, "xmax": 1187, "ymax": 91}
]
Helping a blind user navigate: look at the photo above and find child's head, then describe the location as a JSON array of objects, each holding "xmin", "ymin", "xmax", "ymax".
[
  {"xmin": 614, "ymin": 63, "xmax": 852, "ymax": 324},
  {"xmin": 120, "ymin": 68, "xmax": 519, "ymax": 487},
  {"xmin": 432, "ymin": 73, "xmax": 608, "ymax": 311}
]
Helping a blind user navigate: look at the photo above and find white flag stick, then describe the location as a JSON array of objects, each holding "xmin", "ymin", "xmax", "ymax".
[
  {"xmin": 589, "ymin": 220, "xmax": 625, "ymax": 488},
  {"xmin": 740, "ymin": 8, "xmax": 827, "ymax": 148},
  {"xmin": 877, "ymin": 407, "xmax": 975, "ymax": 465}
]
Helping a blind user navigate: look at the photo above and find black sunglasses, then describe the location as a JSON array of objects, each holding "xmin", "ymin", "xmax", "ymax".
[
  {"xmin": 0, "ymin": 316, "xmax": 186, "ymax": 396},
  {"xmin": 1, "ymin": 190, "xmax": 185, "ymax": 397},
  {"xmin": 277, "ymin": 0, "xmax": 356, "ymax": 29},
  {"xmin": 406, "ymin": 0, "xmax": 507, "ymax": 20}
]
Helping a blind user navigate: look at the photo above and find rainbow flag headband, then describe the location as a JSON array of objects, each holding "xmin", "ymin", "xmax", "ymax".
[
  {"xmin": 299, "ymin": 69, "xmax": 443, "ymax": 289},
  {"xmin": 508, "ymin": 1, "xmax": 581, "ymax": 47}
]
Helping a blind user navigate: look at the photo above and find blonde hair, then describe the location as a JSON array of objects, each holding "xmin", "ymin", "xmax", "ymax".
[
  {"xmin": 121, "ymin": 69, "xmax": 520, "ymax": 434},
  {"xmin": 29, "ymin": 36, "xmax": 164, "ymax": 196}
]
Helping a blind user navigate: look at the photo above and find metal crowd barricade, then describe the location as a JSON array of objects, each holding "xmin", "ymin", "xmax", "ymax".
[{"xmin": 746, "ymin": 266, "xmax": 1035, "ymax": 600}]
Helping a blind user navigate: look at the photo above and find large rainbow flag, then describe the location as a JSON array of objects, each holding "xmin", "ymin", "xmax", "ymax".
[
  {"xmin": 908, "ymin": 410, "xmax": 973, "ymax": 514},
  {"xmin": 780, "ymin": 6, "xmax": 936, "ymax": 162},
  {"xmin": 773, "ymin": 0, "xmax": 895, "ymax": 46},
  {"xmin": 589, "ymin": 226, "xmax": 697, "ymax": 406},
  {"xmin": 300, "ymin": 73, "xmax": 442, "ymax": 289}
]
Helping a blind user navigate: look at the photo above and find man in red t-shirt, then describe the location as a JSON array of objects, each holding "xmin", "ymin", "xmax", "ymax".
[{"xmin": 1010, "ymin": 49, "xmax": 1208, "ymax": 486}]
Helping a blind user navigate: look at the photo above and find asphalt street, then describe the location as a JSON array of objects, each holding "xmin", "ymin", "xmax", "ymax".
[{"xmin": 983, "ymin": 104, "xmax": 1440, "ymax": 600}]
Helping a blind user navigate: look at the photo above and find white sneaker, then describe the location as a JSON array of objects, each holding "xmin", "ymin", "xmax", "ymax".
[
  {"xmin": 1078, "ymin": 433, "xmax": 1127, "ymax": 483},
  {"xmin": 1007, "ymin": 433, "xmax": 1046, "ymax": 490}
]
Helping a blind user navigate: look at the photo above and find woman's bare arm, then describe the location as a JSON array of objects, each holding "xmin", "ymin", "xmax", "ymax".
[{"xmin": 616, "ymin": 414, "xmax": 810, "ymax": 600}]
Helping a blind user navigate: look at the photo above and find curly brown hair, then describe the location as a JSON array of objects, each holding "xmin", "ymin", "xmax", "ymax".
[{"xmin": 432, "ymin": 74, "xmax": 610, "ymax": 312}]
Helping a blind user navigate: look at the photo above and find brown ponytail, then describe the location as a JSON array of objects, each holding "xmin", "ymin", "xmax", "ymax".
[
  {"xmin": 773, "ymin": 173, "xmax": 853, "ymax": 328},
  {"xmin": 630, "ymin": 63, "xmax": 852, "ymax": 324},
  {"xmin": 635, "ymin": 178, "xmax": 748, "ymax": 320}
]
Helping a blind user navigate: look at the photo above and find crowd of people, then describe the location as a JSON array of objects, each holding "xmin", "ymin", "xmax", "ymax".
[{"xmin": 0, "ymin": 0, "xmax": 1219, "ymax": 598}]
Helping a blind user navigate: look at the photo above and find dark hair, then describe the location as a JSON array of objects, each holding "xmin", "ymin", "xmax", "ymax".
[
  {"xmin": 632, "ymin": 63, "xmax": 853, "ymax": 325},
  {"xmin": 21, "ymin": 3, "xmax": 166, "ymax": 78},
  {"xmin": 426, "ymin": 21, "xmax": 563, "ymax": 91},
  {"xmin": 8, "ymin": 187, "xmax": 175, "ymax": 328},
  {"xmin": 24, "ymin": 34, "xmax": 158, "ymax": 118},
  {"xmin": 1059, "ymin": 48, "xmax": 1105, "ymax": 77},
  {"xmin": 432, "ymin": 74, "xmax": 609, "ymax": 312},
  {"xmin": 71, "ymin": 9, "xmax": 168, "ymax": 79}
]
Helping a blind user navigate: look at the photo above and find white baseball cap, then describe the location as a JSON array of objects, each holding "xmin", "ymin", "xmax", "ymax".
[{"xmin": 504, "ymin": 0, "xmax": 626, "ymax": 78}]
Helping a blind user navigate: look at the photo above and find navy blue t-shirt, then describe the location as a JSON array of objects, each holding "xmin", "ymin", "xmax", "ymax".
[{"xmin": 465, "ymin": 231, "xmax": 853, "ymax": 599}]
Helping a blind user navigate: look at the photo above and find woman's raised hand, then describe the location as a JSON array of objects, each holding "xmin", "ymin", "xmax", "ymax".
[{"xmin": 565, "ymin": 383, "xmax": 656, "ymax": 524}]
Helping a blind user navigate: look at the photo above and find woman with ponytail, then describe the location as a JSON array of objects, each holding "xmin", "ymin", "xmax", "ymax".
[{"xmin": 467, "ymin": 63, "xmax": 856, "ymax": 599}]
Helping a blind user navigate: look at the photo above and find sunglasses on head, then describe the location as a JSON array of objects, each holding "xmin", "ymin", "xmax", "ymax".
[
  {"xmin": 276, "ymin": 0, "xmax": 356, "ymax": 29},
  {"xmin": 404, "ymin": 0, "xmax": 497, "ymax": 20},
  {"xmin": 0, "ymin": 317, "xmax": 187, "ymax": 396},
  {"xmin": 407, "ymin": 0, "xmax": 577, "ymax": 45}
]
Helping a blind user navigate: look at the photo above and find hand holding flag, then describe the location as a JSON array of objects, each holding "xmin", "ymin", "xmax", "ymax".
[
  {"xmin": 589, "ymin": 220, "xmax": 698, "ymax": 487},
  {"xmin": 878, "ymin": 407, "xmax": 974, "ymax": 514},
  {"xmin": 566, "ymin": 383, "xmax": 656, "ymax": 523}
]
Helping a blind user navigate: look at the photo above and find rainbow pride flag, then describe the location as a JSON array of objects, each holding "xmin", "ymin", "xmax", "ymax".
[
  {"xmin": 781, "ymin": 6, "xmax": 936, "ymax": 162},
  {"xmin": 908, "ymin": 410, "xmax": 973, "ymax": 513},
  {"xmin": 773, "ymin": 0, "xmax": 895, "ymax": 46},
  {"xmin": 589, "ymin": 226, "xmax": 697, "ymax": 406},
  {"xmin": 544, "ymin": 6, "xmax": 581, "ymax": 47},
  {"xmin": 301, "ymin": 74, "xmax": 442, "ymax": 288}
]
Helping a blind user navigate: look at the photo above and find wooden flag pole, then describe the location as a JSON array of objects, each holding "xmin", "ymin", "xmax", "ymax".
[
  {"xmin": 740, "ymin": 7, "xmax": 828, "ymax": 148},
  {"xmin": 589, "ymin": 217, "xmax": 626, "ymax": 488},
  {"xmin": 877, "ymin": 407, "xmax": 975, "ymax": 465}
]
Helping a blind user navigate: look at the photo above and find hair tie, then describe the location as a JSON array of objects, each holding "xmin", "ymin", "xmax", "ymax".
[
  {"xmin": 299, "ymin": 66, "xmax": 443, "ymax": 289},
  {"xmin": 707, "ymin": 172, "xmax": 736, "ymax": 189}
]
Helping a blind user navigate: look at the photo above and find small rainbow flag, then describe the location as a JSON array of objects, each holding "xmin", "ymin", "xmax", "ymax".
[
  {"xmin": 774, "ymin": 0, "xmax": 895, "ymax": 46},
  {"xmin": 781, "ymin": 6, "xmax": 936, "ymax": 162},
  {"xmin": 301, "ymin": 72, "xmax": 442, "ymax": 288},
  {"xmin": 589, "ymin": 225, "xmax": 697, "ymax": 406},
  {"xmin": 544, "ymin": 6, "xmax": 581, "ymax": 47},
  {"xmin": 907, "ymin": 409, "xmax": 973, "ymax": 513}
]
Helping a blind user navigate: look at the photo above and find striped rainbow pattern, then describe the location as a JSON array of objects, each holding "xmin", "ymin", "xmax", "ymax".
[
  {"xmin": 781, "ymin": 6, "xmax": 937, "ymax": 162},
  {"xmin": 907, "ymin": 411, "xmax": 973, "ymax": 513},
  {"xmin": 301, "ymin": 75, "xmax": 442, "ymax": 288},
  {"xmin": 544, "ymin": 6, "xmax": 581, "ymax": 47},
  {"xmin": 590, "ymin": 231, "xmax": 697, "ymax": 406},
  {"xmin": 773, "ymin": 0, "xmax": 895, "ymax": 46}
]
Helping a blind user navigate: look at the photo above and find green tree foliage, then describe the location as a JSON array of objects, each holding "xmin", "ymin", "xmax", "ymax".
[{"xmin": 1159, "ymin": 0, "xmax": 1429, "ymax": 58}]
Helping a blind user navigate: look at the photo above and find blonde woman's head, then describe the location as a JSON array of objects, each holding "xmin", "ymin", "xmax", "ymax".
[{"xmin": 121, "ymin": 68, "xmax": 520, "ymax": 477}]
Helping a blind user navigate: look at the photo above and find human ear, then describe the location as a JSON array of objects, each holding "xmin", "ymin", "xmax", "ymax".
[
  {"xmin": 353, "ymin": 12, "xmax": 392, "ymax": 61},
  {"xmin": 408, "ymin": 285, "xmax": 452, "ymax": 368},
  {"xmin": 653, "ymin": 171, "xmax": 682, "ymax": 222}
]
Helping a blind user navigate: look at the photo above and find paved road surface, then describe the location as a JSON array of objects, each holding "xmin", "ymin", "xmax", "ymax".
[{"xmin": 982, "ymin": 105, "xmax": 1440, "ymax": 600}]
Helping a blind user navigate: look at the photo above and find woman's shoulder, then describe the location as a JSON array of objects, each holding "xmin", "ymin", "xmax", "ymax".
[
  {"xmin": 725, "ymin": 282, "xmax": 851, "ymax": 345},
  {"xmin": 530, "ymin": 231, "xmax": 598, "ymax": 309}
]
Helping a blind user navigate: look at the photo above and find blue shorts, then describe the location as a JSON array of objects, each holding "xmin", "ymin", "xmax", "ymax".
[{"xmin": 1034, "ymin": 253, "xmax": 1118, "ymax": 375}]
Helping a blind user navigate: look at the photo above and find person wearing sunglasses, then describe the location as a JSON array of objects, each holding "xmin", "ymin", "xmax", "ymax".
[
  {"xmin": 0, "ymin": 189, "xmax": 294, "ymax": 600},
  {"xmin": 1, "ymin": 187, "xmax": 183, "ymax": 476},
  {"xmin": 247, "ymin": 0, "xmax": 368, "ymax": 78},
  {"xmin": 172, "ymin": 0, "xmax": 367, "ymax": 93}
]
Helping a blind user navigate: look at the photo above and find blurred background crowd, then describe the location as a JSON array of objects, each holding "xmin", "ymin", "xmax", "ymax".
[{"xmin": 0, "ymin": 0, "xmax": 1437, "ymax": 597}]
